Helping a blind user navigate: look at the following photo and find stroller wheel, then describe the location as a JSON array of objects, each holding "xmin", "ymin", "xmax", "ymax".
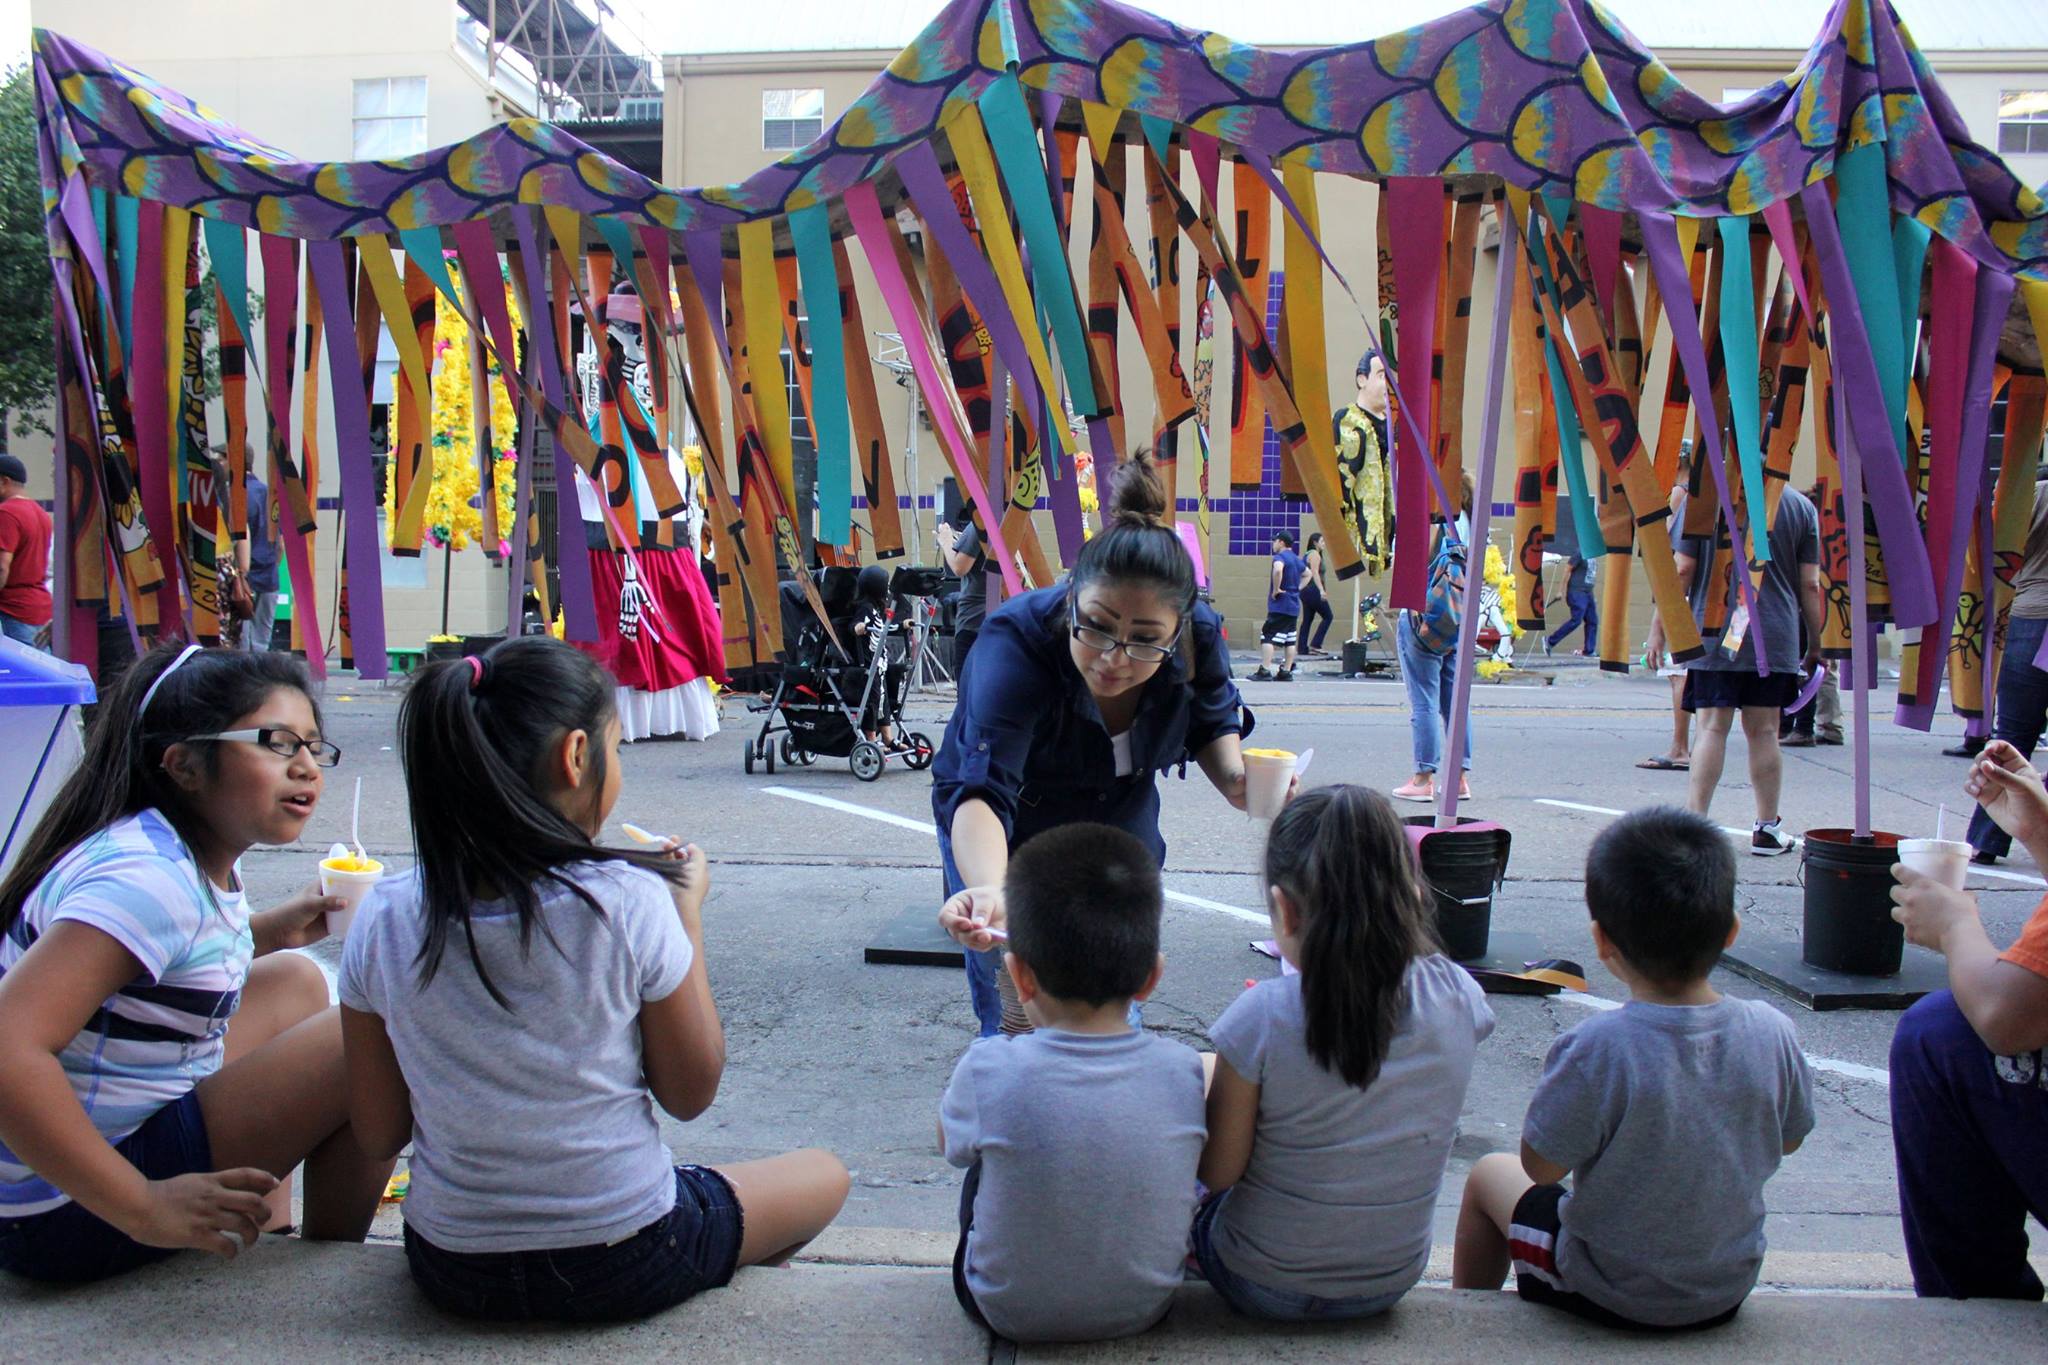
[
  {"xmin": 903, "ymin": 731, "xmax": 936, "ymax": 771},
  {"xmin": 743, "ymin": 741, "xmax": 756, "ymax": 775},
  {"xmin": 764, "ymin": 740, "xmax": 776, "ymax": 774},
  {"xmin": 780, "ymin": 737, "xmax": 810, "ymax": 768},
  {"xmin": 850, "ymin": 741, "xmax": 885, "ymax": 782}
]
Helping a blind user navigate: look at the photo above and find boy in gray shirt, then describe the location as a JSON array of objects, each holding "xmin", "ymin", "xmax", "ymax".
[
  {"xmin": 939, "ymin": 824, "xmax": 1206, "ymax": 1342},
  {"xmin": 1452, "ymin": 806, "xmax": 1814, "ymax": 1328}
]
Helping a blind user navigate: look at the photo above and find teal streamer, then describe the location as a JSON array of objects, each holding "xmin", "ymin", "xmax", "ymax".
[
  {"xmin": 201, "ymin": 217, "xmax": 251, "ymax": 344},
  {"xmin": 1715, "ymin": 217, "xmax": 1771, "ymax": 564},
  {"xmin": 1891, "ymin": 215, "xmax": 1931, "ymax": 426},
  {"xmin": 1139, "ymin": 115, "xmax": 1172, "ymax": 165},
  {"xmin": 112, "ymin": 194, "xmax": 138, "ymax": 359},
  {"xmin": 396, "ymin": 226, "xmax": 458, "ymax": 302},
  {"xmin": 1522, "ymin": 221, "xmax": 1603, "ymax": 557},
  {"xmin": 979, "ymin": 73, "xmax": 1098, "ymax": 417},
  {"xmin": 789, "ymin": 203, "xmax": 852, "ymax": 543},
  {"xmin": 592, "ymin": 216, "xmax": 637, "ymax": 277},
  {"xmin": 1833, "ymin": 143, "xmax": 1906, "ymax": 464}
]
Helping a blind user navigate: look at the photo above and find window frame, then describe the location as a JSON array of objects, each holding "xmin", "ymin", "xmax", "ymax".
[{"xmin": 762, "ymin": 87, "xmax": 825, "ymax": 153}]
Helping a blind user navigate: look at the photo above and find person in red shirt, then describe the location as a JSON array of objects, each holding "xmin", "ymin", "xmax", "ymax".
[
  {"xmin": 0, "ymin": 455, "xmax": 54, "ymax": 651},
  {"xmin": 1889, "ymin": 738, "xmax": 2048, "ymax": 1299}
]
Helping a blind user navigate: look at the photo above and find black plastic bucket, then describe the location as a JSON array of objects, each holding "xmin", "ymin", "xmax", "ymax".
[
  {"xmin": 1800, "ymin": 828, "xmax": 1904, "ymax": 976},
  {"xmin": 1404, "ymin": 817, "xmax": 1509, "ymax": 962}
]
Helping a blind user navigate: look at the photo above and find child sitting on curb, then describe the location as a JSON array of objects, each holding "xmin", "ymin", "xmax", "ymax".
[
  {"xmin": 1452, "ymin": 805, "xmax": 1813, "ymax": 1328},
  {"xmin": 939, "ymin": 824, "xmax": 1205, "ymax": 1342},
  {"xmin": 1193, "ymin": 785, "xmax": 1494, "ymax": 1319}
]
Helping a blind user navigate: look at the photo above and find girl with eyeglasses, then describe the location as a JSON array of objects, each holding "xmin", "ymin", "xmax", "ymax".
[
  {"xmin": 0, "ymin": 644, "xmax": 392, "ymax": 1283},
  {"xmin": 935, "ymin": 452, "xmax": 1273, "ymax": 1035}
]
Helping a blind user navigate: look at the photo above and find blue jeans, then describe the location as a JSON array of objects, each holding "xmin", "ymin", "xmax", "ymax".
[
  {"xmin": 1397, "ymin": 613, "xmax": 1469, "ymax": 775},
  {"xmin": 1546, "ymin": 589, "xmax": 1597, "ymax": 651},
  {"xmin": 1968, "ymin": 616, "xmax": 2048, "ymax": 859},
  {"xmin": 1889, "ymin": 990, "xmax": 2048, "ymax": 1300},
  {"xmin": 0, "ymin": 613, "xmax": 42, "ymax": 648},
  {"xmin": 1189, "ymin": 1190, "xmax": 1405, "ymax": 1321},
  {"xmin": 401, "ymin": 1166, "xmax": 744, "ymax": 1322}
]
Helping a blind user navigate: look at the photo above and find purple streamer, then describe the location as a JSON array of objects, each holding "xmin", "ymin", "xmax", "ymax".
[
  {"xmin": 511, "ymin": 208, "xmax": 597, "ymax": 642},
  {"xmin": 1638, "ymin": 212, "xmax": 1768, "ymax": 673},
  {"xmin": 305, "ymin": 239, "xmax": 387, "ymax": 677}
]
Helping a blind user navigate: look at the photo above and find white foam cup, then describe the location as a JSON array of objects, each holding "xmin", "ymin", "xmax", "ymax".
[
  {"xmin": 1897, "ymin": 838, "xmax": 1970, "ymax": 891},
  {"xmin": 318, "ymin": 858, "xmax": 384, "ymax": 939},
  {"xmin": 1242, "ymin": 749, "xmax": 1298, "ymax": 821}
]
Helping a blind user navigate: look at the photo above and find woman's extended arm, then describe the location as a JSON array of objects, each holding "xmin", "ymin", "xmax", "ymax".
[
  {"xmin": 1195, "ymin": 731, "xmax": 1249, "ymax": 811},
  {"xmin": 939, "ymin": 800, "xmax": 1012, "ymax": 949}
]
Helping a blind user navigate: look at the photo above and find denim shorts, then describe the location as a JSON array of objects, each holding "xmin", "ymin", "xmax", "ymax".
[
  {"xmin": 1189, "ymin": 1189, "xmax": 1406, "ymax": 1322},
  {"xmin": 0, "ymin": 1090, "xmax": 212, "ymax": 1284},
  {"xmin": 403, "ymin": 1165, "xmax": 745, "ymax": 1323}
]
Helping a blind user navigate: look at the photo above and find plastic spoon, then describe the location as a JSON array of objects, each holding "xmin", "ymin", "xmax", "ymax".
[
  {"xmin": 621, "ymin": 822, "xmax": 670, "ymax": 846},
  {"xmin": 1295, "ymin": 747, "xmax": 1315, "ymax": 782},
  {"xmin": 350, "ymin": 778, "xmax": 367, "ymax": 863}
]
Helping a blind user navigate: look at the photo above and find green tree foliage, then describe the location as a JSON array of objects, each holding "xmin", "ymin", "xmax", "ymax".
[{"xmin": 0, "ymin": 64, "xmax": 54, "ymax": 452}]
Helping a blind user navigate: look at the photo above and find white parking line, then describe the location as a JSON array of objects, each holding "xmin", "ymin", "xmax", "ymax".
[
  {"xmin": 1533, "ymin": 799, "xmax": 2047, "ymax": 889},
  {"xmin": 766, "ymin": 786, "xmax": 1894, "ymax": 1087},
  {"xmin": 761, "ymin": 786, "xmax": 1268, "ymax": 923}
]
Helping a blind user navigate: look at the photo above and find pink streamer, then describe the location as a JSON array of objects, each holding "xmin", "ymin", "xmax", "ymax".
[{"xmin": 1384, "ymin": 178, "xmax": 1446, "ymax": 612}]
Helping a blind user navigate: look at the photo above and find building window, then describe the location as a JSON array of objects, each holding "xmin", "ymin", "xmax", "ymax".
[
  {"xmin": 353, "ymin": 77, "xmax": 428, "ymax": 159},
  {"xmin": 763, "ymin": 89, "xmax": 824, "ymax": 152},
  {"xmin": 1998, "ymin": 91, "xmax": 2048, "ymax": 156}
]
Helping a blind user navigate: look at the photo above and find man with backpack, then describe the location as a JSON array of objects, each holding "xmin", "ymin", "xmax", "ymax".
[{"xmin": 1393, "ymin": 529, "xmax": 1472, "ymax": 803}]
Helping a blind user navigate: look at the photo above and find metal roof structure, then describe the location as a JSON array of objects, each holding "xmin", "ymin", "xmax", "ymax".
[
  {"xmin": 660, "ymin": 0, "xmax": 2048, "ymax": 57},
  {"xmin": 459, "ymin": 0, "xmax": 660, "ymax": 119}
]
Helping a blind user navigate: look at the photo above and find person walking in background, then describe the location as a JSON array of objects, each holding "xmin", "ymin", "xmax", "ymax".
[
  {"xmin": 1679, "ymin": 485, "xmax": 1822, "ymax": 855},
  {"xmin": 1965, "ymin": 476, "xmax": 2048, "ymax": 864},
  {"xmin": 1543, "ymin": 553, "xmax": 1597, "ymax": 658},
  {"xmin": 1252, "ymin": 532, "xmax": 1305, "ymax": 683},
  {"xmin": 1640, "ymin": 485, "xmax": 1700, "ymax": 772},
  {"xmin": 1298, "ymin": 532, "xmax": 1335, "ymax": 659},
  {"xmin": 0, "ymin": 455, "xmax": 53, "ymax": 652},
  {"xmin": 1392, "ymin": 529, "xmax": 1472, "ymax": 804},
  {"xmin": 939, "ymin": 515, "xmax": 989, "ymax": 677},
  {"xmin": 240, "ymin": 467, "xmax": 280, "ymax": 653}
]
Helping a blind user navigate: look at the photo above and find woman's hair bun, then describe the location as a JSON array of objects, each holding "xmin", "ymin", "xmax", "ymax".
[{"xmin": 1106, "ymin": 448, "xmax": 1169, "ymax": 529}]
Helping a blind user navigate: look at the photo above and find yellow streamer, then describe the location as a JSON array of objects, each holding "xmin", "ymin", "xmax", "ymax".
[
  {"xmin": 737, "ymin": 218, "xmax": 798, "ymax": 512},
  {"xmin": 358, "ymin": 236, "xmax": 433, "ymax": 431},
  {"xmin": 945, "ymin": 105, "xmax": 1076, "ymax": 458},
  {"xmin": 1279, "ymin": 164, "xmax": 1338, "ymax": 506}
]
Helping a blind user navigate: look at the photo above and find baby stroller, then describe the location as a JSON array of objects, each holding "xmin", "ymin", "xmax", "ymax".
[{"xmin": 742, "ymin": 567, "xmax": 934, "ymax": 781}]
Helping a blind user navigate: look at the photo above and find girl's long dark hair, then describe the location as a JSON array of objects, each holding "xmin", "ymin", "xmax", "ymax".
[
  {"xmin": 399, "ymin": 637, "xmax": 678, "ymax": 1007},
  {"xmin": 0, "ymin": 645, "xmax": 319, "ymax": 934},
  {"xmin": 1264, "ymin": 785, "xmax": 1439, "ymax": 1089}
]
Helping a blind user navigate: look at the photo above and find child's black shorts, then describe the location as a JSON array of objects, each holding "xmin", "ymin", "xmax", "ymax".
[{"xmin": 1508, "ymin": 1183, "xmax": 1741, "ymax": 1332}]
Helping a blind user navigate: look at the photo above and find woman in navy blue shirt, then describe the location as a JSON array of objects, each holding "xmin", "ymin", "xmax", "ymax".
[{"xmin": 935, "ymin": 454, "xmax": 1253, "ymax": 1034}]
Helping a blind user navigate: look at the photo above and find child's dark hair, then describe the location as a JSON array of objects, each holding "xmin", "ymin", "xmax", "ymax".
[
  {"xmin": 1584, "ymin": 806, "xmax": 1734, "ymax": 988},
  {"xmin": 1263, "ymin": 785, "xmax": 1439, "ymax": 1089},
  {"xmin": 0, "ymin": 644, "xmax": 318, "ymax": 934},
  {"xmin": 399, "ymin": 637, "xmax": 678, "ymax": 1007},
  {"xmin": 1004, "ymin": 824, "xmax": 1161, "ymax": 1008},
  {"xmin": 1070, "ymin": 449, "xmax": 1195, "ymax": 624}
]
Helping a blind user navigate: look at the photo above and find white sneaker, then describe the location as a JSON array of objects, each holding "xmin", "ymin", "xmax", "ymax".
[{"xmin": 1750, "ymin": 821, "xmax": 1797, "ymax": 856}]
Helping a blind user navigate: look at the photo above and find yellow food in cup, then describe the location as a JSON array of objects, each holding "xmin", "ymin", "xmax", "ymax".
[
  {"xmin": 321, "ymin": 855, "xmax": 382, "ymax": 874},
  {"xmin": 1241, "ymin": 747, "xmax": 1296, "ymax": 760}
]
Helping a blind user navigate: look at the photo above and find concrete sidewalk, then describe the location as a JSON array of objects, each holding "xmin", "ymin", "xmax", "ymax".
[{"xmin": 4, "ymin": 1240, "xmax": 2042, "ymax": 1363}]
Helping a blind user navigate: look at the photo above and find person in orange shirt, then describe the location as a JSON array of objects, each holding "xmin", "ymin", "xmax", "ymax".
[{"xmin": 1888, "ymin": 738, "xmax": 2048, "ymax": 1299}]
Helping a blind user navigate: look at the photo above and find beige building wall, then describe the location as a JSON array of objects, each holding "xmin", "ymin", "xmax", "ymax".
[
  {"xmin": 27, "ymin": 0, "xmax": 534, "ymax": 649},
  {"xmin": 667, "ymin": 44, "xmax": 2048, "ymax": 648}
]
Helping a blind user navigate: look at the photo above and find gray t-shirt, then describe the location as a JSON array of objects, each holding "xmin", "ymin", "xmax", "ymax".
[
  {"xmin": 1523, "ymin": 997, "xmax": 1815, "ymax": 1326},
  {"xmin": 941, "ymin": 1028, "xmax": 1205, "ymax": 1341},
  {"xmin": 953, "ymin": 523, "xmax": 988, "ymax": 631},
  {"xmin": 2008, "ymin": 482, "xmax": 2048, "ymax": 619},
  {"xmin": 1683, "ymin": 486, "xmax": 1819, "ymax": 675},
  {"xmin": 339, "ymin": 861, "xmax": 693, "ymax": 1253},
  {"xmin": 1208, "ymin": 957, "xmax": 1495, "ymax": 1301}
]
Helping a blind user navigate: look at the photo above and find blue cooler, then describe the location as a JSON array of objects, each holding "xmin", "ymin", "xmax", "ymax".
[{"xmin": 0, "ymin": 637, "xmax": 96, "ymax": 877}]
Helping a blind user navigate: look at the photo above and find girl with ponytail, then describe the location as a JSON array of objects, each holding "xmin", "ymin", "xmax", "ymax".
[
  {"xmin": 339, "ymin": 637, "xmax": 846, "ymax": 1322},
  {"xmin": 1190, "ymin": 785, "xmax": 1495, "ymax": 1321},
  {"xmin": 0, "ymin": 644, "xmax": 390, "ymax": 1282},
  {"xmin": 935, "ymin": 452, "xmax": 1262, "ymax": 1035}
]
